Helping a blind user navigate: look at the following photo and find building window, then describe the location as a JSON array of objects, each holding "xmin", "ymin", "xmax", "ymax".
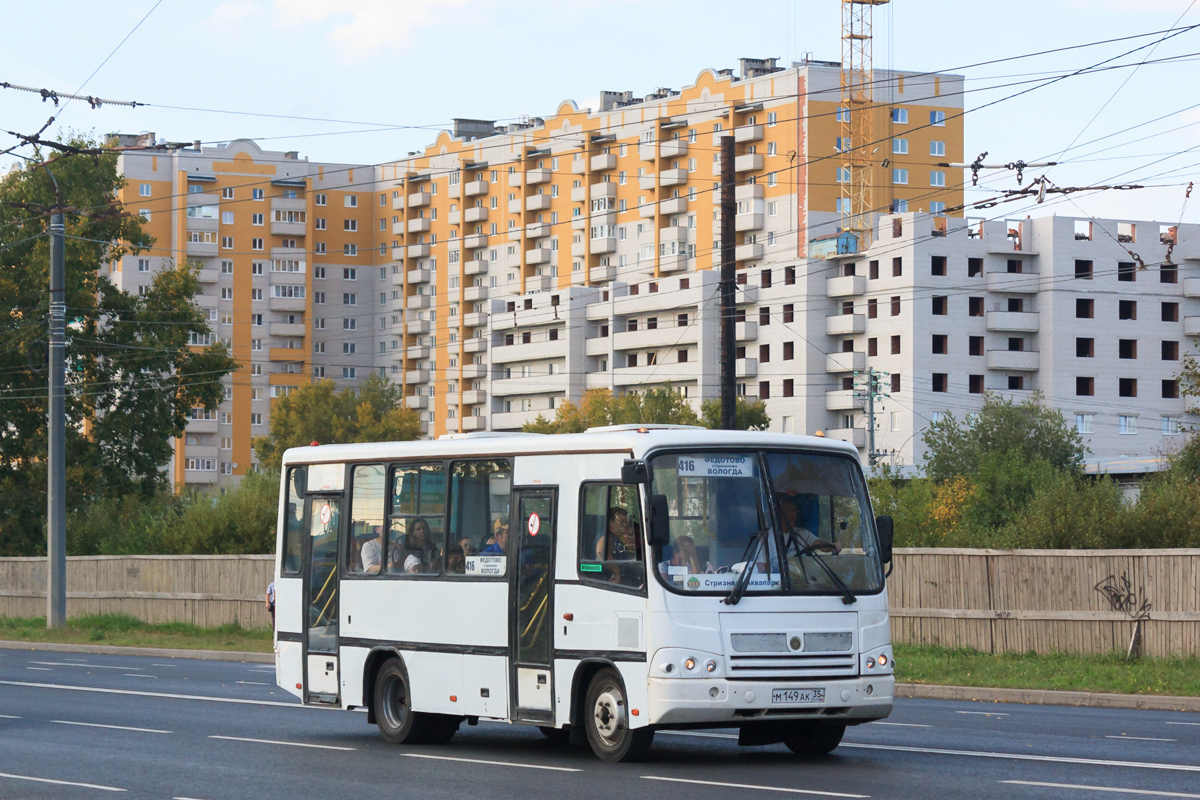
[
  {"xmin": 892, "ymin": 138, "xmax": 908, "ymax": 155},
  {"xmin": 969, "ymin": 297, "xmax": 984, "ymax": 317},
  {"xmin": 1163, "ymin": 416, "xmax": 1179, "ymax": 436},
  {"xmin": 251, "ymin": 238, "xmax": 264, "ymax": 250},
  {"xmin": 932, "ymin": 334, "xmax": 948, "ymax": 354},
  {"xmin": 891, "ymin": 335, "xmax": 901, "ymax": 355},
  {"xmin": 969, "ymin": 375, "xmax": 984, "ymax": 394},
  {"xmin": 1076, "ymin": 376, "xmax": 1094, "ymax": 396},
  {"xmin": 1119, "ymin": 378, "xmax": 1137, "ymax": 397},
  {"xmin": 1163, "ymin": 379, "xmax": 1180, "ymax": 399},
  {"xmin": 930, "ymin": 110, "xmax": 946, "ymax": 126},
  {"xmin": 1118, "ymin": 339, "xmax": 1137, "ymax": 359},
  {"xmin": 1118, "ymin": 300, "xmax": 1137, "ymax": 320},
  {"xmin": 891, "ymin": 374, "xmax": 900, "ymax": 394},
  {"xmin": 1076, "ymin": 414, "xmax": 1094, "ymax": 434},
  {"xmin": 932, "ymin": 373, "xmax": 948, "ymax": 393},
  {"xmin": 891, "ymin": 108, "xmax": 908, "ymax": 124},
  {"xmin": 1076, "ymin": 338, "xmax": 1094, "ymax": 358},
  {"xmin": 1075, "ymin": 259, "xmax": 1093, "ymax": 279},
  {"xmin": 932, "ymin": 296, "xmax": 947, "ymax": 315},
  {"xmin": 931, "ymin": 255, "xmax": 947, "ymax": 276},
  {"xmin": 892, "ymin": 168, "xmax": 908, "ymax": 185},
  {"xmin": 1008, "ymin": 376, "xmax": 1024, "ymax": 390},
  {"xmin": 930, "ymin": 140, "xmax": 946, "ymax": 157},
  {"xmin": 1118, "ymin": 415, "xmax": 1137, "ymax": 435},
  {"xmin": 1077, "ymin": 298, "xmax": 1094, "ymax": 319},
  {"xmin": 930, "ymin": 171, "xmax": 945, "ymax": 187},
  {"xmin": 139, "ymin": 183, "xmax": 151, "ymax": 197}
]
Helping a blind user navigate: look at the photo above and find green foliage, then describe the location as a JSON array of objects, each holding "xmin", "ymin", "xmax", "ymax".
[
  {"xmin": 923, "ymin": 393, "xmax": 1086, "ymax": 481},
  {"xmin": 523, "ymin": 388, "xmax": 700, "ymax": 433},
  {"xmin": 0, "ymin": 137, "xmax": 239, "ymax": 556},
  {"xmin": 67, "ymin": 470, "xmax": 281, "ymax": 555},
  {"xmin": 700, "ymin": 397, "xmax": 771, "ymax": 431},
  {"xmin": 253, "ymin": 373, "xmax": 421, "ymax": 470},
  {"xmin": 0, "ymin": 613, "xmax": 271, "ymax": 651}
]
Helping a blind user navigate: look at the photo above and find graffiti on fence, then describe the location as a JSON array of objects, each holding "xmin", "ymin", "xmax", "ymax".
[{"xmin": 1094, "ymin": 571, "xmax": 1152, "ymax": 620}]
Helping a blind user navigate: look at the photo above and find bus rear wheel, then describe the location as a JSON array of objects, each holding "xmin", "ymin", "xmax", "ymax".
[
  {"xmin": 373, "ymin": 659, "xmax": 429, "ymax": 744},
  {"xmin": 583, "ymin": 668, "xmax": 654, "ymax": 762},
  {"xmin": 782, "ymin": 722, "xmax": 845, "ymax": 756}
]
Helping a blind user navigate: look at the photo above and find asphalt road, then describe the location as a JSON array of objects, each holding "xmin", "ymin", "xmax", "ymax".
[{"xmin": 1, "ymin": 647, "xmax": 1199, "ymax": 800}]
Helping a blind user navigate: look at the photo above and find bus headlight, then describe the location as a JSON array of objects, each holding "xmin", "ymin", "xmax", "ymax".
[
  {"xmin": 705, "ymin": 660, "xmax": 717, "ymax": 673},
  {"xmin": 684, "ymin": 657, "xmax": 696, "ymax": 671}
]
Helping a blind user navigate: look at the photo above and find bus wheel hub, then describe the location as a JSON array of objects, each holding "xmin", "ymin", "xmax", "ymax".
[{"xmin": 594, "ymin": 690, "xmax": 624, "ymax": 739}]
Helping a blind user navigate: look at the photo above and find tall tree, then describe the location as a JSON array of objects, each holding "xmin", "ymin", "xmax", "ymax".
[
  {"xmin": 0, "ymin": 138, "xmax": 239, "ymax": 555},
  {"xmin": 523, "ymin": 388, "xmax": 700, "ymax": 433},
  {"xmin": 700, "ymin": 397, "xmax": 771, "ymax": 431},
  {"xmin": 253, "ymin": 373, "xmax": 421, "ymax": 470}
]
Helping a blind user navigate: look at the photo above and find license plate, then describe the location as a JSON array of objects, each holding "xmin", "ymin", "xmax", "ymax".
[{"xmin": 771, "ymin": 687, "xmax": 825, "ymax": 705}]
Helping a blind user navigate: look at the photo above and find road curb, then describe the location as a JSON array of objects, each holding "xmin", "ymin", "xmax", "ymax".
[
  {"xmin": 897, "ymin": 682, "xmax": 1200, "ymax": 712},
  {"xmin": 0, "ymin": 639, "xmax": 272, "ymax": 663}
]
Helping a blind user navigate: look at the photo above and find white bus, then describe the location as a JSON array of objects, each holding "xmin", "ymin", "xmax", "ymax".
[{"xmin": 273, "ymin": 426, "xmax": 895, "ymax": 762}]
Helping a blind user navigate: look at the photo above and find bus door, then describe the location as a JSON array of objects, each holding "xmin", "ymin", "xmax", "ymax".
[
  {"xmin": 509, "ymin": 487, "xmax": 557, "ymax": 723},
  {"xmin": 302, "ymin": 464, "xmax": 345, "ymax": 705}
]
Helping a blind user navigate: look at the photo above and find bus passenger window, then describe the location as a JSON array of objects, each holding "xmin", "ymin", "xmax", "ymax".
[
  {"xmin": 349, "ymin": 464, "xmax": 385, "ymax": 574},
  {"xmin": 281, "ymin": 467, "xmax": 306, "ymax": 574},
  {"xmin": 450, "ymin": 459, "xmax": 512, "ymax": 578},
  {"xmin": 388, "ymin": 464, "xmax": 446, "ymax": 575},
  {"xmin": 578, "ymin": 484, "xmax": 645, "ymax": 590}
]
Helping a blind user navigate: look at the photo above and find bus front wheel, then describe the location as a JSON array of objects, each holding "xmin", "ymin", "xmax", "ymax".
[
  {"xmin": 373, "ymin": 659, "xmax": 428, "ymax": 744},
  {"xmin": 782, "ymin": 722, "xmax": 845, "ymax": 756},
  {"xmin": 583, "ymin": 668, "xmax": 654, "ymax": 762}
]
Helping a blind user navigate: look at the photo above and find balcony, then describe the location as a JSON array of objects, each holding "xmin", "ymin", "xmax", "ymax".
[
  {"xmin": 826, "ymin": 275, "xmax": 867, "ymax": 298},
  {"xmin": 660, "ymin": 168, "xmax": 687, "ymax": 187},
  {"xmin": 736, "ymin": 183, "xmax": 764, "ymax": 201},
  {"xmin": 570, "ymin": 157, "xmax": 588, "ymax": 174},
  {"xmin": 391, "ymin": 245, "xmax": 406, "ymax": 261},
  {"xmin": 660, "ymin": 139, "xmax": 688, "ymax": 158},
  {"xmin": 405, "ymin": 395, "xmax": 429, "ymax": 410},
  {"xmin": 735, "ymin": 243, "xmax": 764, "ymax": 261},
  {"xmin": 826, "ymin": 351, "xmax": 866, "ymax": 372},
  {"xmin": 638, "ymin": 174, "xmax": 658, "ymax": 191},
  {"xmin": 492, "ymin": 409, "xmax": 544, "ymax": 430},
  {"xmin": 639, "ymin": 201, "xmax": 657, "ymax": 219},
  {"xmin": 407, "ymin": 295, "xmax": 431, "ymax": 310},
  {"xmin": 462, "ymin": 363, "xmax": 488, "ymax": 379},
  {"xmin": 590, "ymin": 264, "xmax": 616, "ymax": 283},
  {"xmin": 591, "ymin": 153, "xmax": 617, "ymax": 171},
  {"xmin": 407, "ymin": 345, "xmax": 429, "ymax": 360},
  {"xmin": 407, "ymin": 244, "xmax": 430, "ymax": 258},
  {"xmin": 508, "ymin": 199, "xmax": 523, "ymax": 215},
  {"xmin": 734, "ymin": 124, "xmax": 764, "ymax": 143},
  {"xmin": 736, "ymin": 321, "xmax": 758, "ymax": 340},
  {"xmin": 659, "ymin": 254, "xmax": 688, "ymax": 273},
  {"xmin": 197, "ymin": 268, "xmax": 219, "ymax": 284},
  {"xmin": 1184, "ymin": 277, "xmax": 1200, "ymax": 298},
  {"xmin": 270, "ymin": 322, "xmax": 305, "ymax": 338},
  {"xmin": 390, "ymin": 270, "xmax": 406, "ymax": 286},
  {"xmin": 391, "ymin": 347, "xmax": 406, "ymax": 362},
  {"xmin": 571, "ymin": 186, "xmax": 586, "ymax": 202},
  {"xmin": 591, "ymin": 237, "xmax": 617, "ymax": 254},
  {"xmin": 590, "ymin": 182, "xmax": 617, "ymax": 199},
  {"xmin": 463, "ymin": 312, "xmax": 488, "ymax": 328},
  {"xmin": 185, "ymin": 417, "xmax": 218, "ymax": 434},
  {"xmin": 526, "ymin": 274, "xmax": 552, "ymax": 291},
  {"xmin": 508, "ymin": 172, "xmax": 522, "ymax": 187},
  {"xmin": 461, "ymin": 416, "xmax": 487, "ymax": 431},
  {"xmin": 985, "ymin": 311, "xmax": 1040, "ymax": 332},
  {"xmin": 526, "ymin": 222, "xmax": 551, "ymax": 239},
  {"xmin": 408, "ymin": 191, "xmax": 431, "ymax": 207},
  {"xmin": 463, "ymin": 337, "xmax": 488, "ymax": 353},
  {"xmin": 826, "ymin": 390, "xmax": 861, "ymax": 411},
  {"xmin": 526, "ymin": 248, "xmax": 552, "ymax": 265},
  {"xmin": 660, "ymin": 197, "xmax": 687, "ymax": 215},
  {"xmin": 407, "ymin": 319, "xmax": 430, "ymax": 335},
  {"xmin": 271, "ymin": 219, "xmax": 306, "ymax": 237},
  {"xmin": 526, "ymin": 195, "xmax": 552, "ymax": 212},
  {"xmin": 736, "ymin": 285, "xmax": 758, "ymax": 304},
  {"xmin": 407, "ymin": 269, "xmax": 430, "ymax": 284},
  {"xmin": 735, "ymin": 213, "xmax": 764, "ymax": 231},
  {"xmin": 464, "ymin": 233, "xmax": 488, "ymax": 249},
  {"xmin": 986, "ymin": 271, "xmax": 1040, "ymax": 294},
  {"xmin": 464, "ymin": 285, "xmax": 488, "ymax": 302},
  {"xmin": 660, "ymin": 226, "xmax": 687, "ymax": 245},
  {"xmin": 571, "ymin": 239, "xmax": 587, "ymax": 257},
  {"xmin": 268, "ymin": 296, "xmax": 305, "ymax": 312},
  {"xmin": 448, "ymin": 210, "xmax": 461, "ymax": 226},
  {"xmin": 526, "ymin": 168, "xmax": 552, "ymax": 185},
  {"xmin": 407, "ymin": 218, "xmax": 431, "ymax": 234},
  {"xmin": 391, "ymin": 220, "xmax": 406, "ymax": 236},
  {"xmin": 392, "ymin": 195, "xmax": 405, "ymax": 210},
  {"xmin": 464, "ymin": 259, "xmax": 488, "ymax": 275},
  {"xmin": 186, "ymin": 238, "xmax": 218, "ymax": 258},
  {"xmin": 1185, "ymin": 317, "xmax": 1200, "ymax": 336},
  {"xmin": 464, "ymin": 206, "xmax": 488, "ymax": 224},
  {"xmin": 986, "ymin": 349, "xmax": 1040, "ymax": 371},
  {"xmin": 734, "ymin": 153, "xmax": 764, "ymax": 173},
  {"xmin": 462, "ymin": 390, "xmax": 487, "ymax": 405},
  {"xmin": 826, "ymin": 314, "xmax": 866, "ymax": 336},
  {"xmin": 407, "ymin": 370, "xmax": 431, "ymax": 385},
  {"xmin": 493, "ymin": 340, "xmax": 563, "ymax": 364},
  {"xmin": 639, "ymin": 144, "xmax": 657, "ymax": 162},
  {"xmin": 736, "ymin": 358, "xmax": 758, "ymax": 378},
  {"xmin": 465, "ymin": 180, "xmax": 488, "ymax": 197},
  {"xmin": 826, "ymin": 427, "xmax": 866, "ymax": 448}
]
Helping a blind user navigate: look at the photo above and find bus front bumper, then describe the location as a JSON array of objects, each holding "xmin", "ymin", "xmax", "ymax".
[{"xmin": 647, "ymin": 674, "xmax": 893, "ymax": 727}]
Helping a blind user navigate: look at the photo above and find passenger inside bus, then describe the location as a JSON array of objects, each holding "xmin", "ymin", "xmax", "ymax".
[
  {"xmin": 446, "ymin": 544, "xmax": 466, "ymax": 574},
  {"xmin": 657, "ymin": 534, "xmax": 711, "ymax": 576},
  {"xmin": 594, "ymin": 507, "xmax": 637, "ymax": 561},
  {"xmin": 395, "ymin": 516, "xmax": 442, "ymax": 574},
  {"xmin": 778, "ymin": 494, "xmax": 841, "ymax": 554},
  {"xmin": 481, "ymin": 521, "xmax": 509, "ymax": 555}
]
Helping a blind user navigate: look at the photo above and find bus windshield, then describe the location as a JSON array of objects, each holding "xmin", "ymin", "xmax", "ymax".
[{"xmin": 650, "ymin": 450, "xmax": 884, "ymax": 597}]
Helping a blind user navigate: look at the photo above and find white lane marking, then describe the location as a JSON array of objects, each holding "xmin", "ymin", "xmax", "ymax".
[
  {"xmin": 841, "ymin": 742, "xmax": 1200, "ymax": 773},
  {"xmin": 401, "ymin": 753, "xmax": 581, "ymax": 772},
  {"xmin": 0, "ymin": 714, "xmax": 20, "ymax": 719},
  {"xmin": 0, "ymin": 680, "xmax": 313, "ymax": 709},
  {"xmin": 31, "ymin": 661, "xmax": 136, "ymax": 670},
  {"xmin": 124, "ymin": 674, "xmax": 157, "ymax": 679},
  {"xmin": 26, "ymin": 667, "xmax": 52, "ymax": 671},
  {"xmin": 872, "ymin": 722, "xmax": 931, "ymax": 728},
  {"xmin": 1107, "ymin": 736, "xmax": 1177, "ymax": 743},
  {"xmin": 1166, "ymin": 722, "xmax": 1200, "ymax": 727},
  {"xmin": 53, "ymin": 720, "xmax": 171, "ymax": 734},
  {"xmin": 151, "ymin": 663, "xmax": 179, "ymax": 668},
  {"xmin": 0, "ymin": 771, "xmax": 125, "ymax": 792},
  {"xmin": 642, "ymin": 776, "xmax": 869, "ymax": 798},
  {"xmin": 1001, "ymin": 780, "xmax": 1200, "ymax": 798},
  {"xmin": 955, "ymin": 710, "xmax": 1008, "ymax": 717},
  {"xmin": 61, "ymin": 658, "xmax": 90, "ymax": 663},
  {"xmin": 209, "ymin": 735, "xmax": 354, "ymax": 751},
  {"xmin": 658, "ymin": 730, "xmax": 738, "ymax": 740},
  {"xmin": 236, "ymin": 681, "xmax": 270, "ymax": 686}
]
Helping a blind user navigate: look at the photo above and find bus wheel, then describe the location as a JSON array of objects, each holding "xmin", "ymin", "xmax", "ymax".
[
  {"xmin": 583, "ymin": 668, "xmax": 654, "ymax": 762},
  {"xmin": 373, "ymin": 659, "xmax": 427, "ymax": 744},
  {"xmin": 425, "ymin": 715, "xmax": 462, "ymax": 744},
  {"xmin": 782, "ymin": 722, "xmax": 845, "ymax": 756}
]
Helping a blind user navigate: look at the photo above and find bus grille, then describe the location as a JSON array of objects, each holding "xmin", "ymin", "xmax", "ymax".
[{"xmin": 727, "ymin": 653, "xmax": 858, "ymax": 681}]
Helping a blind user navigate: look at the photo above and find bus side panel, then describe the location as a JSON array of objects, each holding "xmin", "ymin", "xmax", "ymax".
[
  {"xmin": 617, "ymin": 662, "xmax": 650, "ymax": 729},
  {"xmin": 404, "ymin": 651, "xmax": 463, "ymax": 715},
  {"xmin": 339, "ymin": 645, "xmax": 369, "ymax": 709},
  {"xmin": 341, "ymin": 580, "xmax": 508, "ymax": 650},
  {"xmin": 462, "ymin": 654, "xmax": 509, "ymax": 718},
  {"xmin": 276, "ymin": 640, "xmax": 303, "ymax": 700},
  {"xmin": 275, "ymin": 577, "xmax": 304, "ymax": 636}
]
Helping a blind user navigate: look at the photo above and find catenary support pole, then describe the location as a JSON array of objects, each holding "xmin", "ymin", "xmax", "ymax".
[
  {"xmin": 47, "ymin": 212, "xmax": 66, "ymax": 627},
  {"xmin": 719, "ymin": 135, "xmax": 736, "ymax": 430}
]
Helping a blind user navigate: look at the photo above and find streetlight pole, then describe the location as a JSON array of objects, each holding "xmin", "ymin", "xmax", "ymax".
[{"xmin": 47, "ymin": 210, "xmax": 66, "ymax": 627}]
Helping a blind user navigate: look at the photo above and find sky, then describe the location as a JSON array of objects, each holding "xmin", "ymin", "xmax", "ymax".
[{"xmin": 2, "ymin": 0, "xmax": 1198, "ymax": 226}]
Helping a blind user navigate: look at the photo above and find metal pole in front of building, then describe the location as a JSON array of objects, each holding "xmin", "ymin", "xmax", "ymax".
[
  {"xmin": 47, "ymin": 212, "xmax": 67, "ymax": 627},
  {"xmin": 718, "ymin": 135, "xmax": 737, "ymax": 430}
]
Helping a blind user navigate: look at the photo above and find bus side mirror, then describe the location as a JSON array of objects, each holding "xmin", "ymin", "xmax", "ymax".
[
  {"xmin": 875, "ymin": 515, "xmax": 894, "ymax": 564},
  {"xmin": 621, "ymin": 459, "xmax": 650, "ymax": 485},
  {"xmin": 649, "ymin": 494, "xmax": 671, "ymax": 547}
]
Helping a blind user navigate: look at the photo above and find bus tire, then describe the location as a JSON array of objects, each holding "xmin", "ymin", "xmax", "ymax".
[
  {"xmin": 372, "ymin": 659, "xmax": 429, "ymax": 744},
  {"xmin": 583, "ymin": 668, "xmax": 654, "ymax": 762},
  {"xmin": 425, "ymin": 715, "xmax": 462, "ymax": 744},
  {"xmin": 782, "ymin": 722, "xmax": 845, "ymax": 756}
]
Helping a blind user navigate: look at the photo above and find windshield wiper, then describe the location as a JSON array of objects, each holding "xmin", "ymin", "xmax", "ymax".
[
  {"xmin": 724, "ymin": 529, "xmax": 769, "ymax": 606},
  {"xmin": 788, "ymin": 535, "xmax": 857, "ymax": 605}
]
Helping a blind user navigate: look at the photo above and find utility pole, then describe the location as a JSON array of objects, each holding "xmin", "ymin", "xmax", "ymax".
[
  {"xmin": 854, "ymin": 367, "xmax": 890, "ymax": 467},
  {"xmin": 718, "ymin": 135, "xmax": 736, "ymax": 430},
  {"xmin": 47, "ymin": 212, "xmax": 67, "ymax": 627}
]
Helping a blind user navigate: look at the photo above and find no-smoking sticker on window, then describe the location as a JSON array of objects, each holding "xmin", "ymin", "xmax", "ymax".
[
  {"xmin": 320, "ymin": 503, "xmax": 332, "ymax": 526},
  {"xmin": 527, "ymin": 512, "xmax": 540, "ymax": 536}
]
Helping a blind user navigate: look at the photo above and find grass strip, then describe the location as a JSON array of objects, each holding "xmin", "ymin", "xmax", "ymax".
[
  {"xmin": 895, "ymin": 643, "xmax": 1200, "ymax": 698},
  {"xmin": 0, "ymin": 613, "xmax": 272, "ymax": 653}
]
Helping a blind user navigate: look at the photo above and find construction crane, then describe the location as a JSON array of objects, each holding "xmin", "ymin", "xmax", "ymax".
[{"xmin": 839, "ymin": 0, "xmax": 890, "ymax": 252}]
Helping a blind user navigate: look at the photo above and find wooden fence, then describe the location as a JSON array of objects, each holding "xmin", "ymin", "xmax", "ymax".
[{"xmin": 2, "ymin": 550, "xmax": 1198, "ymax": 656}]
